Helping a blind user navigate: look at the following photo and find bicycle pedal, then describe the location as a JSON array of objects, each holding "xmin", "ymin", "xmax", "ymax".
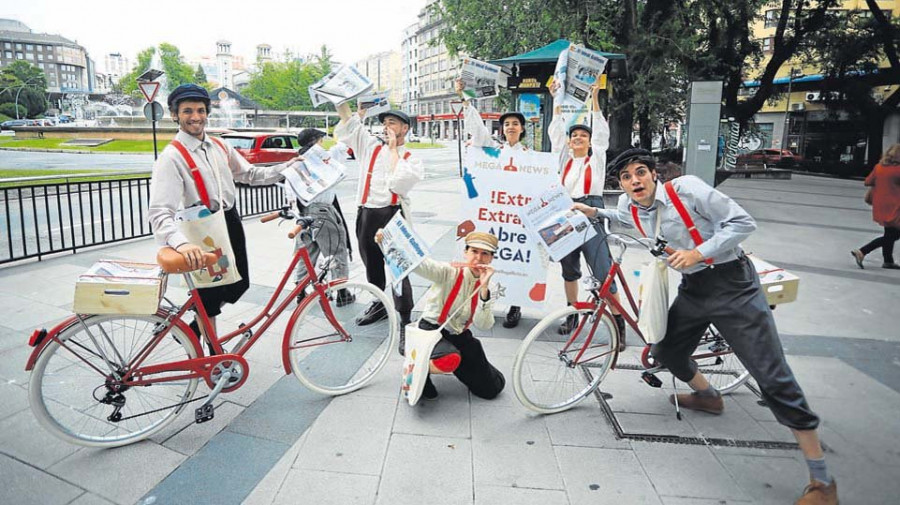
[
  {"xmin": 641, "ymin": 372, "xmax": 663, "ymax": 388},
  {"xmin": 195, "ymin": 404, "xmax": 215, "ymax": 423}
]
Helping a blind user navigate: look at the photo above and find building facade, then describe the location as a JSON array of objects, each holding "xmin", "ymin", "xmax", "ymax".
[
  {"xmin": 354, "ymin": 50, "xmax": 402, "ymax": 107},
  {"xmin": 0, "ymin": 18, "xmax": 95, "ymax": 95}
]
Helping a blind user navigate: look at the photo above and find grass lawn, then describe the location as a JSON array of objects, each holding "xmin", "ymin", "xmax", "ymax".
[
  {"xmin": 405, "ymin": 142, "xmax": 444, "ymax": 149},
  {"xmin": 0, "ymin": 137, "xmax": 159, "ymax": 153},
  {"xmin": 0, "ymin": 168, "xmax": 148, "ymax": 188}
]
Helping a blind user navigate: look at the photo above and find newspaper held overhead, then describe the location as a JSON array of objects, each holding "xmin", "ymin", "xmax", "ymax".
[
  {"xmin": 280, "ymin": 150, "xmax": 346, "ymax": 206},
  {"xmin": 308, "ymin": 64, "xmax": 374, "ymax": 106},
  {"xmin": 562, "ymin": 43, "xmax": 608, "ymax": 103},
  {"xmin": 379, "ymin": 212, "xmax": 430, "ymax": 288},
  {"xmin": 519, "ymin": 185, "xmax": 597, "ymax": 262},
  {"xmin": 357, "ymin": 90, "xmax": 391, "ymax": 119},
  {"xmin": 459, "ymin": 57, "xmax": 504, "ymax": 99}
]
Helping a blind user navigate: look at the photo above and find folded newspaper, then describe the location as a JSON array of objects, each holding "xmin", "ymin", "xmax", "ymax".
[
  {"xmin": 358, "ymin": 90, "xmax": 391, "ymax": 119},
  {"xmin": 519, "ymin": 185, "xmax": 597, "ymax": 262},
  {"xmin": 280, "ymin": 151, "xmax": 346, "ymax": 206},
  {"xmin": 308, "ymin": 64, "xmax": 374, "ymax": 106},
  {"xmin": 459, "ymin": 57, "xmax": 504, "ymax": 99},
  {"xmin": 379, "ymin": 212, "xmax": 429, "ymax": 287}
]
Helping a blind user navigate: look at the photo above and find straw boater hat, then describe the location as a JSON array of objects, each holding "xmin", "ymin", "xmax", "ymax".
[{"xmin": 465, "ymin": 232, "xmax": 499, "ymax": 253}]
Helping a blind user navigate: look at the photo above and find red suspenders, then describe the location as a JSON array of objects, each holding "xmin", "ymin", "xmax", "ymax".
[
  {"xmin": 562, "ymin": 156, "xmax": 592, "ymax": 195},
  {"xmin": 170, "ymin": 137, "xmax": 230, "ymax": 209},
  {"xmin": 361, "ymin": 145, "xmax": 411, "ymax": 206},
  {"xmin": 630, "ymin": 180, "xmax": 714, "ymax": 265},
  {"xmin": 437, "ymin": 269, "xmax": 482, "ymax": 331}
]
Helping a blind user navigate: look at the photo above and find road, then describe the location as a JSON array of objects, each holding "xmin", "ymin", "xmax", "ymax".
[{"xmin": 0, "ymin": 141, "xmax": 466, "ymax": 177}]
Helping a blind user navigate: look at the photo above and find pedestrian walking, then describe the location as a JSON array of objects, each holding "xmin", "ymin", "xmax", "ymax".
[{"xmin": 851, "ymin": 144, "xmax": 900, "ymax": 270}]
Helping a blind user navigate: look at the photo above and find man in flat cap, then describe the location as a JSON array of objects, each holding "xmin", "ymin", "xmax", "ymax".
[{"xmin": 335, "ymin": 104, "xmax": 423, "ymax": 353}]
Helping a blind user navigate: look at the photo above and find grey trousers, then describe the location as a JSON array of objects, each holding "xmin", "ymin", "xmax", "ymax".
[
  {"xmin": 650, "ymin": 256, "xmax": 820, "ymax": 430},
  {"xmin": 294, "ymin": 202, "xmax": 350, "ymax": 283}
]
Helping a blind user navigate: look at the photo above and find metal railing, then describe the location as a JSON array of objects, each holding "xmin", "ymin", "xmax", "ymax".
[{"xmin": 0, "ymin": 172, "xmax": 287, "ymax": 265}]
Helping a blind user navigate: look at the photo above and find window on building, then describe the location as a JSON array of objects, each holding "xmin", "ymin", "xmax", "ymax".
[
  {"xmin": 26, "ymin": 53, "xmax": 33, "ymax": 60},
  {"xmin": 26, "ymin": 44, "xmax": 33, "ymax": 50},
  {"xmin": 3, "ymin": 51, "xmax": 10, "ymax": 59},
  {"xmin": 15, "ymin": 43, "xmax": 22, "ymax": 50},
  {"xmin": 764, "ymin": 9, "xmax": 779, "ymax": 28},
  {"xmin": 3, "ymin": 42, "xmax": 10, "ymax": 49},
  {"xmin": 37, "ymin": 53, "xmax": 42, "ymax": 61},
  {"xmin": 761, "ymin": 37, "xmax": 773, "ymax": 53},
  {"xmin": 16, "ymin": 52, "xmax": 23, "ymax": 59}
]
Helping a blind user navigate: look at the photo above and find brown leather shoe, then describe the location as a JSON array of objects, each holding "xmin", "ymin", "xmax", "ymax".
[
  {"xmin": 795, "ymin": 479, "xmax": 838, "ymax": 505},
  {"xmin": 669, "ymin": 392, "xmax": 724, "ymax": 414}
]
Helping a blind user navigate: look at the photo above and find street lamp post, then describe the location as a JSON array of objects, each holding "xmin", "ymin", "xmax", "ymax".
[
  {"xmin": 12, "ymin": 76, "xmax": 44, "ymax": 119},
  {"xmin": 781, "ymin": 68, "xmax": 803, "ymax": 152}
]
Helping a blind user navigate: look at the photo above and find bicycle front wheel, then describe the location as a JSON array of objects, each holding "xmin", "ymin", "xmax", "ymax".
[
  {"xmin": 693, "ymin": 325, "xmax": 751, "ymax": 394},
  {"xmin": 513, "ymin": 305, "xmax": 618, "ymax": 414},
  {"xmin": 29, "ymin": 314, "xmax": 200, "ymax": 448},
  {"xmin": 288, "ymin": 281, "xmax": 397, "ymax": 395}
]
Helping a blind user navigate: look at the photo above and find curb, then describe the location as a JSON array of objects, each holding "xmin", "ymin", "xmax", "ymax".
[{"xmin": 0, "ymin": 147, "xmax": 151, "ymax": 156}]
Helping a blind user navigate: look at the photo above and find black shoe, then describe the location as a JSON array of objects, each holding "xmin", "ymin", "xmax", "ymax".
[
  {"xmin": 295, "ymin": 285, "xmax": 308, "ymax": 306},
  {"xmin": 557, "ymin": 313, "xmax": 579, "ymax": 334},
  {"xmin": 189, "ymin": 319, "xmax": 216, "ymax": 355},
  {"xmin": 502, "ymin": 306, "xmax": 521, "ymax": 329},
  {"xmin": 614, "ymin": 314, "xmax": 626, "ymax": 351},
  {"xmin": 398, "ymin": 319, "xmax": 410, "ymax": 356},
  {"xmin": 422, "ymin": 377, "xmax": 438, "ymax": 400},
  {"xmin": 355, "ymin": 301, "xmax": 387, "ymax": 326},
  {"xmin": 335, "ymin": 288, "xmax": 356, "ymax": 307}
]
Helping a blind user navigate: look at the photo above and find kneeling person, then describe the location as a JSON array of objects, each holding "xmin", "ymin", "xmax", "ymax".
[{"xmin": 380, "ymin": 231, "xmax": 506, "ymax": 401}]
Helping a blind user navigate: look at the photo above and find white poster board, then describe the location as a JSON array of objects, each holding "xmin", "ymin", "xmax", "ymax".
[{"xmin": 458, "ymin": 147, "xmax": 558, "ymax": 307}]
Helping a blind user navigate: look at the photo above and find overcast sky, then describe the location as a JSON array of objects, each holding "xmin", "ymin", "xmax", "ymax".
[{"xmin": 1, "ymin": 0, "xmax": 426, "ymax": 69}]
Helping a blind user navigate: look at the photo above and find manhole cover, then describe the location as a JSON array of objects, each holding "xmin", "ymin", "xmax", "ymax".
[{"xmin": 587, "ymin": 363, "xmax": 801, "ymax": 450}]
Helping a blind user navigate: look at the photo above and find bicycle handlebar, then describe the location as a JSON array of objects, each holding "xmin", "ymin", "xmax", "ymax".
[
  {"xmin": 260, "ymin": 206, "xmax": 319, "ymax": 239},
  {"xmin": 260, "ymin": 211, "xmax": 281, "ymax": 223}
]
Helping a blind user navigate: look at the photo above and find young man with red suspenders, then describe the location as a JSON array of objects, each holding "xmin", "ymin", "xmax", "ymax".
[
  {"xmin": 575, "ymin": 149, "xmax": 837, "ymax": 505},
  {"xmin": 149, "ymin": 84, "xmax": 292, "ymax": 339},
  {"xmin": 334, "ymin": 104, "xmax": 422, "ymax": 353}
]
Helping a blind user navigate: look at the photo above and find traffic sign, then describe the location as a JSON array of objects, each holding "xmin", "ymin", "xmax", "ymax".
[
  {"xmin": 139, "ymin": 81, "xmax": 160, "ymax": 103},
  {"xmin": 143, "ymin": 101, "xmax": 165, "ymax": 121}
]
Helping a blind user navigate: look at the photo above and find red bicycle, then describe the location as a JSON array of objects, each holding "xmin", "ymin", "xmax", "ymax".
[
  {"xmin": 512, "ymin": 230, "xmax": 752, "ymax": 415},
  {"xmin": 25, "ymin": 207, "xmax": 398, "ymax": 447}
]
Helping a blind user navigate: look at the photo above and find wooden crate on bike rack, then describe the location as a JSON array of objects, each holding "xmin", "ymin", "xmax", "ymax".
[
  {"xmin": 748, "ymin": 255, "xmax": 799, "ymax": 306},
  {"xmin": 73, "ymin": 260, "xmax": 167, "ymax": 315}
]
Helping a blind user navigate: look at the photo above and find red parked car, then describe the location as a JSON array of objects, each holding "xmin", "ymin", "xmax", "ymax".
[
  {"xmin": 736, "ymin": 148, "xmax": 803, "ymax": 168},
  {"xmin": 220, "ymin": 132, "xmax": 299, "ymax": 165}
]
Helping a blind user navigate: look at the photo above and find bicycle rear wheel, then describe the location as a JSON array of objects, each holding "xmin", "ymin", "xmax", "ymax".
[
  {"xmin": 693, "ymin": 325, "xmax": 751, "ymax": 394},
  {"xmin": 29, "ymin": 314, "xmax": 199, "ymax": 448},
  {"xmin": 288, "ymin": 281, "xmax": 397, "ymax": 395},
  {"xmin": 513, "ymin": 305, "xmax": 618, "ymax": 414}
]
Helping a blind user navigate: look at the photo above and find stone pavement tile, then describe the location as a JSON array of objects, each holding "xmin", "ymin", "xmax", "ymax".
[
  {"xmin": 471, "ymin": 403, "xmax": 563, "ymax": 490},
  {"xmin": 220, "ymin": 357, "xmax": 285, "ymax": 408},
  {"xmin": 0, "ymin": 293, "xmax": 72, "ymax": 332},
  {"xmin": 160, "ymin": 401, "xmax": 244, "ymax": 456},
  {"xmin": 615, "ymin": 412, "xmax": 699, "ymax": 437},
  {"xmin": 0, "ymin": 453, "xmax": 83, "ymax": 505},
  {"xmin": 682, "ymin": 400, "xmax": 773, "ymax": 441},
  {"xmin": 272, "ymin": 469, "xmax": 379, "ymax": 505},
  {"xmin": 474, "ymin": 483, "xmax": 569, "ymax": 505},
  {"xmin": 141, "ymin": 431, "xmax": 288, "ymax": 505},
  {"xmin": 352, "ymin": 351, "xmax": 405, "ymax": 400},
  {"xmin": 295, "ymin": 394, "xmax": 395, "ymax": 476},
  {"xmin": 601, "ymin": 369, "xmax": 674, "ymax": 414},
  {"xmin": 0, "ymin": 344, "xmax": 32, "ymax": 385},
  {"xmin": 543, "ymin": 404, "xmax": 631, "ymax": 450},
  {"xmin": 716, "ymin": 452, "xmax": 808, "ymax": 504},
  {"xmin": 393, "ymin": 376, "xmax": 470, "ymax": 439},
  {"xmin": 226, "ymin": 375, "xmax": 331, "ymax": 446},
  {"xmin": 632, "ymin": 441, "xmax": 750, "ymax": 501},
  {"xmin": 67, "ymin": 492, "xmax": 117, "ymax": 505},
  {"xmin": 729, "ymin": 388, "xmax": 779, "ymax": 423},
  {"xmin": 480, "ymin": 337, "xmax": 523, "ymax": 358},
  {"xmin": 0, "ymin": 323, "xmax": 25, "ymax": 352},
  {"xmin": 809, "ymin": 396, "xmax": 900, "ymax": 468},
  {"xmin": 0, "ymin": 409, "xmax": 80, "ymax": 469},
  {"xmin": 660, "ymin": 497, "xmax": 751, "ymax": 504},
  {"xmin": 49, "ymin": 441, "xmax": 186, "ymax": 505},
  {"xmin": 376, "ymin": 433, "xmax": 472, "ymax": 505},
  {"xmin": 243, "ymin": 429, "xmax": 308, "ymax": 505},
  {"xmin": 556, "ymin": 446, "xmax": 662, "ymax": 505},
  {"xmin": 0, "ymin": 379, "xmax": 28, "ymax": 421},
  {"xmin": 825, "ymin": 449, "xmax": 900, "ymax": 505},
  {"xmin": 149, "ymin": 399, "xmax": 228, "ymax": 446}
]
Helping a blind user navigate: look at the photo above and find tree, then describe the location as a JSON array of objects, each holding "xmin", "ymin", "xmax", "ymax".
[
  {"xmin": 118, "ymin": 47, "xmax": 156, "ymax": 99},
  {"xmin": 801, "ymin": 0, "xmax": 900, "ymax": 165},
  {"xmin": 158, "ymin": 43, "xmax": 195, "ymax": 90},
  {"xmin": 242, "ymin": 47, "xmax": 335, "ymax": 110},
  {"xmin": 194, "ymin": 64, "xmax": 207, "ymax": 84},
  {"xmin": 0, "ymin": 61, "xmax": 48, "ymax": 117}
]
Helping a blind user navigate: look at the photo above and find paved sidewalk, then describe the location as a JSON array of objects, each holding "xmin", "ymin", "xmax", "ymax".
[{"xmin": 1, "ymin": 173, "xmax": 898, "ymax": 504}]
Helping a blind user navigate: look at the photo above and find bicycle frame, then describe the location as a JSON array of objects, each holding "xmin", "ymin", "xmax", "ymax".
[{"xmin": 26, "ymin": 241, "xmax": 350, "ymax": 390}]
